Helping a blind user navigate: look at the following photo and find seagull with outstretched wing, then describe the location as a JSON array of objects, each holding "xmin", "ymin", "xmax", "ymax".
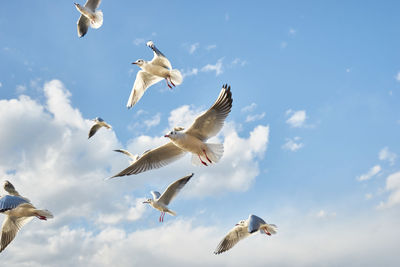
[
  {"xmin": 127, "ymin": 41, "xmax": 183, "ymax": 109},
  {"xmin": 74, "ymin": 0, "xmax": 103, "ymax": 37},
  {"xmin": 88, "ymin": 117, "xmax": 112, "ymax": 139},
  {"xmin": 111, "ymin": 84, "xmax": 232, "ymax": 178},
  {"xmin": 214, "ymin": 214, "xmax": 277, "ymax": 255},
  {"xmin": 0, "ymin": 188, "xmax": 53, "ymax": 253},
  {"xmin": 143, "ymin": 173, "xmax": 193, "ymax": 222}
]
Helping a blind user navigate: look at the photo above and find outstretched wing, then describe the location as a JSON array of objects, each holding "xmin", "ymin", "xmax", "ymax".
[
  {"xmin": 151, "ymin": 191, "xmax": 161, "ymax": 200},
  {"xmin": 110, "ymin": 142, "xmax": 186, "ymax": 177},
  {"xmin": 185, "ymin": 84, "xmax": 232, "ymax": 141},
  {"xmin": 84, "ymin": 0, "xmax": 101, "ymax": 11},
  {"xmin": 88, "ymin": 124, "xmax": 102, "ymax": 139},
  {"xmin": 77, "ymin": 15, "xmax": 90, "ymax": 38},
  {"xmin": 147, "ymin": 41, "xmax": 172, "ymax": 70},
  {"xmin": 158, "ymin": 173, "xmax": 193, "ymax": 205},
  {"xmin": 0, "ymin": 216, "xmax": 33, "ymax": 253},
  {"xmin": 214, "ymin": 225, "xmax": 249, "ymax": 255},
  {"xmin": 127, "ymin": 70, "xmax": 163, "ymax": 109},
  {"xmin": 0, "ymin": 195, "xmax": 29, "ymax": 212},
  {"xmin": 248, "ymin": 214, "xmax": 266, "ymax": 233}
]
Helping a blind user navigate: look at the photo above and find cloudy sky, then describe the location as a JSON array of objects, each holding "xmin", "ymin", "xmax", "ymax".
[{"xmin": 1, "ymin": 1, "xmax": 400, "ymax": 266}]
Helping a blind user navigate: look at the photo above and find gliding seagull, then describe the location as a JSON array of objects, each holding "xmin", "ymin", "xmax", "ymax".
[
  {"xmin": 214, "ymin": 214, "xmax": 277, "ymax": 255},
  {"xmin": 111, "ymin": 84, "xmax": 232, "ymax": 178},
  {"xmin": 88, "ymin": 117, "xmax": 112, "ymax": 139},
  {"xmin": 0, "ymin": 183, "xmax": 53, "ymax": 253},
  {"xmin": 143, "ymin": 173, "xmax": 193, "ymax": 222},
  {"xmin": 127, "ymin": 41, "xmax": 183, "ymax": 109},
  {"xmin": 74, "ymin": 0, "xmax": 103, "ymax": 37}
]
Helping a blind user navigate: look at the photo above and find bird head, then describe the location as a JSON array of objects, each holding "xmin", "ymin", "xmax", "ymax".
[
  {"xmin": 142, "ymin": 198, "xmax": 152, "ymax": 204},
  {"xmin": 235, "ymin": 220, "xmax": 246, "ymax": 226},
  {"xmin": 164, "ymin": 130, "xmax": 177, "ymax": 139},
  {"xmin": 132, "ymin": 59, "xmax": 145, "ymax": 67}
]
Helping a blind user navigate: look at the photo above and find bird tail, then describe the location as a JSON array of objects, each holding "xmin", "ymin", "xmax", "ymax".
[
  {"xmin": 34, "ymin": 209, "xmax": 54, "ymax": 220},
  {"xmin": 169, "ymin": 69, "xmax": 183, "ymax": 85},
  {"xmin": 90, "ymin": 10, "xmax": 103, "ymax": 29},
  {"xmin": 263, "ymin": 223, "xmax": 278, "ymax": 235},
  {"xmin": 166, "ymin": 209, "xmax": 176, "ymax": 216},
  {"xmin": 206, "ymin": 143, "xmax": 224, "ymax": 163}
]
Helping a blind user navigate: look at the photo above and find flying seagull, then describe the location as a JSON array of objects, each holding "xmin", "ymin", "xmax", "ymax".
[
  {"xmin": 0, "ymin": 185, "xmax": 53, "ymax": 253},
  {"xmin": 74, "ymin": 0, "xmax": 103, "ymax": 38},
  {"xmin": 143, "ymin": 173, "xmax": 193, "ymax": 222},
  {"xmin": 88, "ymin": 117, "xmax": 112, "ymax": 139},
  {"xmin": 113, "ymin": 149, "xmax": 140, "ymax": 163},
  {"xmin": 214, "ymin": 214, "xmax": 277, "ymax": 255},
  {"xmin": 111, "ymin": 84, "xmax": 232, "ymax": 178},
  {"xmin": 127, "ymin": 41, "xmax": 183, "ymax": 109}
]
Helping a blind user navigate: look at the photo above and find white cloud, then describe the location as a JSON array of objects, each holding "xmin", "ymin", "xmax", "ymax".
[
  {"xmin": 288, "ymin": 28, "xmax": 296, "ymax": 36},
  {"xmin": 316, "ymin": 209, "xmax": 336, "ymax": 219},
  {"xmin": 231, "ymin": 58, "xmax": 247, "ymax": 67},
  {"xmin": 378, "ymin": 171, "xmax": 400, "ymax": 208},
  {"xmin": 379, "ymin": 147, "xmax": 397, "ymax": 166},
  {"xmin": 0, "ymin": 82, "xmax": 2, "ymax": 87},
  {"xmin": 206, "ymin": 44, "xmax": 217, "ymax": 50},
  {"xmin": 246, "ymin": 112, "xmax": 266, "ymax": 122},
  {"xmin": 357, "ymin": 165, "xmax": 382, "ymax": 181},
  {"xmin": 181, "ymin": 68, "xmax": 198, "ymax": 78},
  {"xmin": 133, "ymin": 38, "xmax": 146, "ymax": 46},
  {"xmin": 395, "ymin": 71, "xmax": 400, "ymax": 82},
  {"xmin": 188, "ymin": 43, "xmax": 199, "ymax": 54},
  {"xmin": 241, "ymin": 103, "xmax": 257, "ymax": 113},
  {"xmin": 201, "ymin": 58, "xmax": 223, "ymax": 76},
  {"xmin": 285, "ymin": 109, "xmax": 307, "ymax": 128},
  {"xmin": 144, "ymin": 113, "xmax": 161, "ymax": 128},
  {"xmin": 16, "ymin": 84, "xmax": 27, "ymax": 93},
  {"xmin": 282, "ymin": 137, "xmax": 304, "ymax": 152}
]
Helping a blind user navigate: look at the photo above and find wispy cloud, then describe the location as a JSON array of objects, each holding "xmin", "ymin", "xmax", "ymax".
[
  {"xmin": 206, "ymin": 44, "xmax": 217, "ymax": 50},
  {"xmin": 357, "ymin": 165, "xmax": 382, "ymax": 181},
  {"xmin": 181, "ymin": 68, "xmax": 198, "ymax": 78},
  {"xmin": 16, "ymin": 84, "xmax": 27, "ymax": 94},
  {"xmin": 144, "ymin": 113, "xmax": 161, "ymax": 128},
  {"xmin": 241, "ymin": 103, "xmax": 257, "ymax": 113},
  {"xmin": 316, "ymin": 209, "xmax": 336, "ymax": 219},
  {"xmin": 201, "ymin": 58, "xmax": 223, "ymax": 76},
  {"xmin": 286, "ymin": 109, "xmax": 307, "ymax": 128},
  {"xmin": 289, "ymin": 28, "xmax": 296, "ymax": 36},
  {"xmin": 231, "ymin": 58, "xmax": 247, "ymax": 67},
  {"xmin": 395, "ymin": 71, "xmax": 400, "ymax": 82},
  {"xmin": 282, "ymin": 137, "xmax": 304, "ymax": 152},
  {"xmin": 133, "ymin": 38, "xmax": 146, "ymax": 46},
  {"xmin": 246, "ymin": 112, "xmax": 266, "ymax": 122},
  {"xmin": 0, "ymin": 82, "xmax": 2, "ymax": 87},
  {"xmin": 188, "ymin": 43, "xmax": 199, "ymax": 54},
  {"xmin": 379, "ymin": 147, "xmax": 397, "ymax": 166},
  {"xmin": 280, "ymin": 41, "xmax": 288, "ymax": 49}
]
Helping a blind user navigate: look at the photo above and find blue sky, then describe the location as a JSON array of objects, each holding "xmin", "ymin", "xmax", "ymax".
[{"xmin": 1, "ymin": 1, "xmax": 400, "ymax": 266}]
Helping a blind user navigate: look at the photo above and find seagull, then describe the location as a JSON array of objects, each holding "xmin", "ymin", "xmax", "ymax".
[
  {"xmin": 111, "ymin": 84, "xmax": 232, "ymax": 178},
  {"xmin": 74, "ymin": 0, "xmax": 103, "ymax": 38},
  {"xmin": 214, "ymin": 214, "xmax": 277, "ymax": 255},
  {"xmin": 0, "ymin": 185, "xmax": 53, "ymax": 253},
  {"xmin": 143, "ymin": 173, "xmax": 193, "ymax": 222},
  {"xmin": 88, "ymin": 117, "xmax": 112, "ymax": 139},
  {"xmin": 3, "ymin": 181, "xmax": 21, "ymax": 197},
  {"xmin": 113, "ymin": 149, "xmax": 140, "ymax": 163},
  {"xmin": 127, "ymin": 41, "xmax": 183, "ymax": 109}
]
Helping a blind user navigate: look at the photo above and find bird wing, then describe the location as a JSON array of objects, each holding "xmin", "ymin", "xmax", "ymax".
[
  {"xmin": 0, "ymin": 216, "xmax": 33, "ymax": 253},
  {"xmin": 4, "ymin": 181, "xmax": 19, "ymax": 197},
  {"xmin": 214, "ymin": 225, "xmax": 250, "ymax": 255},
  {"xmin": 147, "ymin": 41, "xmax": 172, "ymax": 70},
  {"xmin": 150, "ymin": 191, "xmax": 161, "ymax": 200},
  {"xmin": 84, "ymin": 0, "xmax": 101, "ymax": 11},
  {"xmin": 248, "ymin": 214, "xmax": 267, "ymax": 233},
  {"xmin": 127, "ymin": 70, "xmax": 163, "ymax": 109},
  {"xmin": 0, "ymin": 195, "xmax": 30, "ymax": 212},
  {"xmin": 88, "ymin": 124, "xmax": 102, "ymax": 139},
  {"xmin": 110, "ymin": 142, "xmax": 186, "ymax": 177},
  {"xmin": 185, "ymin": 84, "xmax": 233, "ymax": 141},
  {"xmin": 158, "ymin": 173, "xmax": 194, "ymax": 205},
  {"xmin": 114, "ymin": 149, "xmax": 135, "ymax": 159},
  {"xmin": 77, "ymin": 15, "xmax": 90, "ymax": 38}
]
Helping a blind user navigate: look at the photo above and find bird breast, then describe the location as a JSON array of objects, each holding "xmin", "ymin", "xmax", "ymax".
[
  {"xmin": 142, "ymin": 64, "xmax": 170, "ymax": 78},
  {"xmin": 170, "ymin": 134, "xmax": 205, "ymax": 154}
]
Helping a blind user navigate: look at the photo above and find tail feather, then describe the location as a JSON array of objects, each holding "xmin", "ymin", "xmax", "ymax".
[
  {"xmin": 35, "ymin": 209, "xmax": 54, "ymax": 219},
  {"xmin": 169, "ymin": 69, "xmax": 183, "ymax": 85},
  {"xmin": 263, "ymin": 223, "xmax": 277, "ymax": 235},
  {"xmin": 90, "ymin": 10, "xmax": 103, "ymax": 29},
  {"xmin": 206, "ymin": 143, "xmax": 224, "ymax": 163},
  {"xmin": 167, "ymin": 210, "xmax": 176, "ymax": 216}
]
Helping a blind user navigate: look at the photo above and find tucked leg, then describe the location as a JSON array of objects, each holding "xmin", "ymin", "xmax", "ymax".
[
  {"xmin": 203, "ymin": 149, "xmax": 212, "ymax": 163},
  {"xmin": 198, "ymin": 154, "xmax": 208, "ymax": 166}
]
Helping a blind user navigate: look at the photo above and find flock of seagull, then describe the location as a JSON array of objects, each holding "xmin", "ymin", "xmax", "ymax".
[{"xmin": 0, "ymin": 0, "xmax": 277, "ymax": 256}]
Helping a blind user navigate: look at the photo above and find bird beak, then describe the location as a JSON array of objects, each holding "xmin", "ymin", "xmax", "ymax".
[
  {"xmin": 131, "ymin": 62, "xmax": 137, "ymax": 65},
  {"xmin": 235, "ymin": 224, "xmax": 239, "ymax": 226},
  {"xmin": 142, "ymin": 201, "xmax": 149, "ymax": 204},
  {"xmin": 164, "ymin": 134, "xmax": 169, "ymax": 138}
]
